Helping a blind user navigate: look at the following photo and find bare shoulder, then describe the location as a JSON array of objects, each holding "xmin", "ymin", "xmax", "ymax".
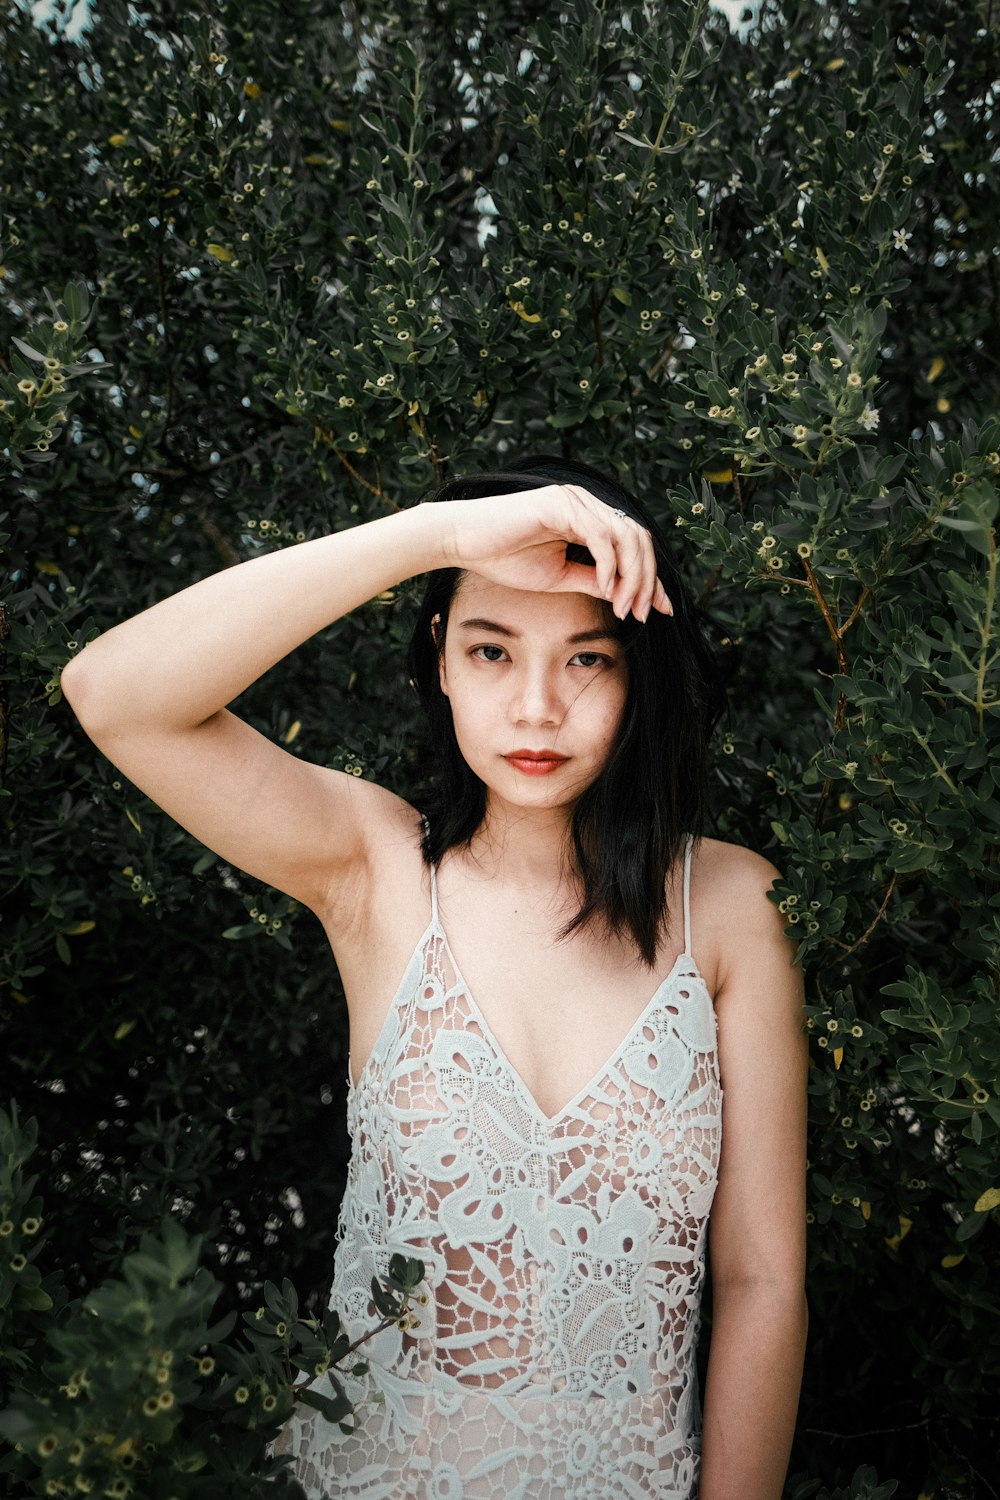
[
  {"xmin": 693, "ymin": 831, "xmax": 784, "ymax": 885},
  {"xmin": 690, "ymin": 835, "xmax": 800, "ymax": 1000}
]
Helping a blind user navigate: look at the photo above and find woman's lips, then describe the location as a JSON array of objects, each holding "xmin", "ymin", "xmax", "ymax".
[{"xmin": 504, "ymin": 754, "xmax": 568, "ymax": 776}]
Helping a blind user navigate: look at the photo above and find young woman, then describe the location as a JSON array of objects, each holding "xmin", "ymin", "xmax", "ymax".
[{"xmin": 61, "ymin": 453, "xmax": 808, "ymax": 1500}]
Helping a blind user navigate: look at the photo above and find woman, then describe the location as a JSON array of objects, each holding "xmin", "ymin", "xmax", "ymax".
[{"xmin": 61, "ymin": 453, "xmax": 808, "ymax": 1499}]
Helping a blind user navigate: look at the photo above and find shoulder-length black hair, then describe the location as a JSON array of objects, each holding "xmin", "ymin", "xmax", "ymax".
[{"xmin": 403, "ymin": 452, "xmax": 729, "ymax": 970}]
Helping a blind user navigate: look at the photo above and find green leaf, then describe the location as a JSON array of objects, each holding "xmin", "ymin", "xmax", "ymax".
[{"xmin": 62, "ymin": 279, "xmax": 90, "ymax": 321}]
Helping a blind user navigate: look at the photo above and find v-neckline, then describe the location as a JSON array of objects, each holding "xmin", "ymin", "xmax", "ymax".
[{"xmin": 431, "ymin": 916, "xmax": 706, "ymax": 1126}]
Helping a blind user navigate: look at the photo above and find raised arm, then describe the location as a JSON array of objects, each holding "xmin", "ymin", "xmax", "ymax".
[
  {"xmin": 60, "ymin": 480, "xmax": 670, "ymax": 922},
  {"xmin": 59, "ymin": 503, "xmax": 460, "ymax": 917}
]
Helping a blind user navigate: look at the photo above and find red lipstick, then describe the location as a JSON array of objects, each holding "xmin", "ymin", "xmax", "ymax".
[{"xmin": 504, "ymin": 749, "xmax": 569, "ymax": 776}]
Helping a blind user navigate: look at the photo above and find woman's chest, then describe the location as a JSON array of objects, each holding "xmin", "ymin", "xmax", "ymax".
[
  {"xmin": 429, "ymin": 932, "xmax": 678, "ymax": 1115},
  {"xmin": 335, "ymin": 877, "xmax": 700, "ymax": 1121}
]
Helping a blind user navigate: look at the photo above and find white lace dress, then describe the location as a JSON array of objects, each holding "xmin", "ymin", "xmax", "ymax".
[{"xmin": 272, "ymin": 832, "xmax": 722, "ymax": 1498}]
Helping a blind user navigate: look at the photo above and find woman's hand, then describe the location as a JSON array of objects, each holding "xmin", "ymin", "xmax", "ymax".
[{"xmin": 439, "ymin": 483, "xmax": 673, "ymax": 623}]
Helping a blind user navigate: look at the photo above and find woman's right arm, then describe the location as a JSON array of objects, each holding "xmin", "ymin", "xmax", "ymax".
[
  {"xmin": 60, "ymin": 502, "xmax": 461, "ymax": 919},
  {"xmin": 61, "ymin": 481, "xmax": 665, "ymax": 920}
]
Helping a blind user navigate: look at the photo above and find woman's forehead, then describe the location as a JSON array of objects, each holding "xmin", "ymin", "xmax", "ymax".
[{"xmin": 452, "ymin": 572, "xmax": 614, "ymax": 632}]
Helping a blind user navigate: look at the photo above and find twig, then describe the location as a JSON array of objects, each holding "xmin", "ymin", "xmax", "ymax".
[
  {"xmin": 802, "ymin": 1416, "xmax": 933, "ymax": 1439},
  {"xmin": 196, "ymin": 506, "xmax": 241, "ymax": 567},
  {"xmin": 647, "ymin": 334, "xmax": 676, "ymax": 381},
  {"xmin": 830, "ymin": 872, "xmax": 898, "ymax": 955}
]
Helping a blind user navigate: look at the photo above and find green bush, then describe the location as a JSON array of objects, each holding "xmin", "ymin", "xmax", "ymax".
[
  {"xmin": 2, "ymin": 0, "xmax": 997, "ymax": 1493},
  {"xmin": 0, "ymin": 1102, "xmax": 426, "ymax": 1497}
]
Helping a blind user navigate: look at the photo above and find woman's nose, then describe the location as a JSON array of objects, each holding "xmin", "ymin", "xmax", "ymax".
[{"xmin": 511, "ymin": 668, "xmax": 565, "ymax": 724}]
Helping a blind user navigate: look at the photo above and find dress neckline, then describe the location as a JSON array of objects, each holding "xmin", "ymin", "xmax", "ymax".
[
  {"xmin": 431, "ymin": 916, "xmax": 710, "ymax": 1125},
  {"xmin": 348, "ymin": 829, "xmax": 710, "ymax": 1121}
]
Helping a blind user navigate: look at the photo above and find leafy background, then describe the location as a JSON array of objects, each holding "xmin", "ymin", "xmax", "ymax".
[{"xmin": 1, "ymin": 0, "xmax": 998, "ymax": 1494}]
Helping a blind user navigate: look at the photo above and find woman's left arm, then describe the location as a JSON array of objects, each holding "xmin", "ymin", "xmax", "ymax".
[{"xmin": 697, "ymin": 847, "xmax": 810, "ymax": 1500}]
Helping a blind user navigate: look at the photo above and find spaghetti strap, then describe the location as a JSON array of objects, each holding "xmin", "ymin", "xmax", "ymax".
[
  {"xmin": 682, "ymin": 833, "xmax": 694, "ymax": 958},
  {"xmin": 421, "ymin": 813, "xmax": 440, "ymax": 928},
  {"xmin": 429, "ymin": 858, "xmax": 440, "ymax": 928}
]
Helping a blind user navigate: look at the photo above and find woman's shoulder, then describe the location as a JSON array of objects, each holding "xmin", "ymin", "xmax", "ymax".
[
  {"xmin": 690, "ymin": 833, "xmax": 789, "ymax": 951},
  {"xmin": 692, "ymin": 833, "xmax": 783, "ymax": 888},
  {"xmin": 692, "ymin": 835, "xmax": 800, "ymax": 1002}
]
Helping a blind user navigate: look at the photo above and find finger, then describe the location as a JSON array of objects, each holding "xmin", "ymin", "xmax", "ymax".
[
  {"xmin": 626, "ymin": 528, "xmax": 656, "ymax": 621},
  {"xmin": 567, "ymin": 485, "xmax": 620, "ymax": 599},
  {"xmin": 592, "ymin": 525, "xmax": 620, "ymax": 601},
  {"xmin": 621, "ymin": 523, "xmax": 671, "ymax": 621},
  {"xmin": 634, "ymin": 533, "xmax": 653, "ymax": 621},
  {"xmin": 632, "ymin": 531, "xmax": 656, "ymax": 621},
  {"xmin": 643, "ymin": 541, "xmax": 663, "ymax": 621},
  {"xmin": 601, "ymin": 517, "xmax": 628, "ymax": 615},
  {"xmin": 621, "ymin": 519, "xmax": 650, "ymax": 620},
  {"xmin": 611, "ymin": 523, "xmax": 645, "ymax": 619}
]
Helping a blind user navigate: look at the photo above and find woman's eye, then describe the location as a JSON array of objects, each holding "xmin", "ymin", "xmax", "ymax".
[{"xmin": 471, "ymin": 646, "xmax": 608, "ymax": 668}]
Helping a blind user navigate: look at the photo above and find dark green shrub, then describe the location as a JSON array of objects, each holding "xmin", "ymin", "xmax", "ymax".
[{"xmin": 2, "ymin": 0, "xmax": 997, "ymax": 1493}]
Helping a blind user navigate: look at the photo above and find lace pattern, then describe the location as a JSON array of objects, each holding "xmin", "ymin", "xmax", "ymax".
[{"xmin": 272, "ymin": 834, "xmax": 722, "ymax": 1498}]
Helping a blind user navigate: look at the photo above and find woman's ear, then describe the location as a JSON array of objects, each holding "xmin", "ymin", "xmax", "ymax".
[{"xmin": 432, "ymin": 614, "xmax": 449, "ymax": 697}]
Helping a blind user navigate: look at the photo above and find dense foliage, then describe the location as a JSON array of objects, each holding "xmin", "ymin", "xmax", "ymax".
[{"xmin": 1, "ymin": 0, "xmax": 997, "ymax": 1494}]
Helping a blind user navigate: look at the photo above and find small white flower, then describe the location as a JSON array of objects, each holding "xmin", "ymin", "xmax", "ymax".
[
  {"xmin": 728, "ymin": 172, "xmax": 742, "ymax": 190},
  {"xmin": 917, "ymin": 144, "xmax": 934, "ymax": 164},
  {"xmin": 858, "ymin": 405, "xmax": 880, "ymax": 431},
  {"xmin": 892, "ymin": 228, "xmax": 912, "ymax": 250}
]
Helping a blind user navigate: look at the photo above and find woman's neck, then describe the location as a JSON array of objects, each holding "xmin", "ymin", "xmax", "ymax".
[{"xmin": 465, "ymin": 800, "xmax": 579, "ymax": 892}]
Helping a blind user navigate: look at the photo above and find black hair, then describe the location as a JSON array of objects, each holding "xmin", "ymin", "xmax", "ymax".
[{"xmin": 403, "ymin": 452, "xmax": 729, "ymax": 970}]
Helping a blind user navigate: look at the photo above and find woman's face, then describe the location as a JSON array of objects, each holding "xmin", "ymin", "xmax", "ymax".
[{"xmin": 437, "ymin": 573, "xmax": 629, "ymax": 811}]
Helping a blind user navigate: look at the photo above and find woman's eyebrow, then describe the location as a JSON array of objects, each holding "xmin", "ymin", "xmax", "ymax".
[{"xmin": 457, "ymin": 617, "xmax": 620, "ymax": 644}]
